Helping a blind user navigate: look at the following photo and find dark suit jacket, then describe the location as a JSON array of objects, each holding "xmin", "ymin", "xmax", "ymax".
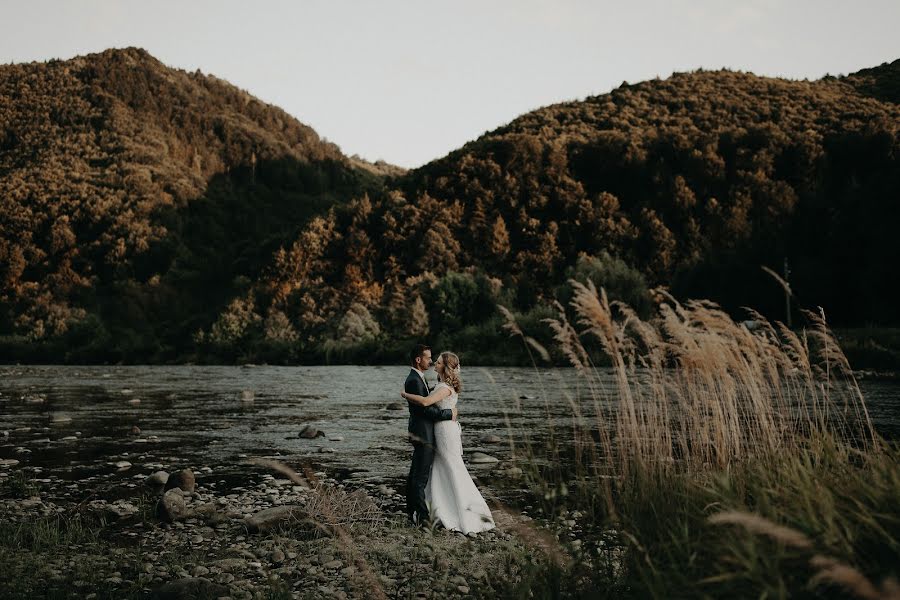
[{"xmin": 405, "ymin": 368, "xmax": 453, "ymax": 446}]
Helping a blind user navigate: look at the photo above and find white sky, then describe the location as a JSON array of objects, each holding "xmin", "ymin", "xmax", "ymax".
[{"xmin": 1, "ymin": 0, "xmax": 898, "ymax": 168}]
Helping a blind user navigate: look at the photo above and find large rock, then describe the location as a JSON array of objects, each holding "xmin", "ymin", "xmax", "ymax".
[
  {"xmin": 244, "ymin": 505, "xmax": 305, "ymax": 533},
  {"xmin": 164, "ymin": 469, "xmax": 196, "ymax": 493},
  {"xmin": 157, "ymin": 489, "xmax": 189, "ymax": 522},
  {"xmin": 150, "ymin": 577, "xmax": 229, "ymax": 600}
]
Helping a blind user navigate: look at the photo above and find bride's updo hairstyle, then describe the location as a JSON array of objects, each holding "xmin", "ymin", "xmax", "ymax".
[{"xmin": 439, "ymin": 351, "xmax": 462, "ymax": 393}]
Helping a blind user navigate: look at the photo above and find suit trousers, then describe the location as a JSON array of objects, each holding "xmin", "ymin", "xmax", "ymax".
[{"xmin": 406, "ymin": 440, "xmax": 434, "ymax": 524}]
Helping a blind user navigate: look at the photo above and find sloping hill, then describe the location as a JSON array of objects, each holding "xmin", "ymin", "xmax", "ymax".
[
  {"xmin": 3, "ymin": 50, "xmax": 899, "ymax": 364},
  {"xmin": 236, "ymin": 63, "xmax": 900, "ymax": 363},
  {"xmin": 0, "ymin": 47, "xmax": 386, "ymax": 359},
  {"xmin": 842, "ymin": 58, "xmax": 900, "ymax": 104}
]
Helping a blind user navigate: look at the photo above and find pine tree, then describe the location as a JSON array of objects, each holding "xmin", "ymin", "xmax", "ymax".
[
  {"xmin": 409, "ymin": 296, "xmax": 429, "ymax": 337},
  {"xmin": 490, "ymin": 215, "xmax": 510, "ymax": 258},
  {"xmin": 470, "ymin": 198, "xmax": 488, "ymax": 243}
]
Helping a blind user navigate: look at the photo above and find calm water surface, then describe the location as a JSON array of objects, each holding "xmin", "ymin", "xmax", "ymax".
[{"xmin": 1, "ymin": 365, "xmax": 898, "ymax": 491}]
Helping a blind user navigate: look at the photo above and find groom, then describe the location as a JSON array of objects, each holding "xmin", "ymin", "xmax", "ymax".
[{"xmin": 405, "ymin": 343, "xmax": 457, "ymax": 525}]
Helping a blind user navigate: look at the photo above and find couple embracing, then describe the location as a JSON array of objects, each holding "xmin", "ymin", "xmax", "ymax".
[{"xmin": 402, "ymin": 344, "xmax": 495, "ymax": 535}]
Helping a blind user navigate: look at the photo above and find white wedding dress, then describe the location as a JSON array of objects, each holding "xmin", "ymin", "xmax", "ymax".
[{"xmin": 425, "ymin": 382, "xmax": 496, "ymax": 534}]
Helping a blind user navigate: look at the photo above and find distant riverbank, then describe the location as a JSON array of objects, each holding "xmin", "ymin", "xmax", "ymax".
[{"xmin": 4, "ymin": 327, "xmax": 900, "ymax": 375}]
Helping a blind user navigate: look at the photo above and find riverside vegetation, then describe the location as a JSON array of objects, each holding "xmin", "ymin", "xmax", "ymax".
[{"xmin": 499, "ymin": 282, "xmax": 899, "ymax": 598}]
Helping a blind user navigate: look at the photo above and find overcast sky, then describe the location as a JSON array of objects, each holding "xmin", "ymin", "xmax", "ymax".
[{"xmin": 2, "ymin": 0, "xmax": 898, "ymax": 168}]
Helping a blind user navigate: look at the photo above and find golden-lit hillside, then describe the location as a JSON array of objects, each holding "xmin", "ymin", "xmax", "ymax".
[
  {"xmin": 2, "ymin": 49, "xmax": 898, "ymax": 365},
  {"xmin": 0, "ymin": 47, "xmax": 382, "ymax": 344}
]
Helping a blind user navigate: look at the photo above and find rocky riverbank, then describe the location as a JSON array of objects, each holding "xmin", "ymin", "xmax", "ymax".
[{"xmin": 0, "ymin": 455, "xmax": 593, "ymax": 599}]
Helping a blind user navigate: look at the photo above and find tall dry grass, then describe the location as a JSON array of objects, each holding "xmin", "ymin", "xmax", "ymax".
[
  {"xmin": 537, "ymin": 281, "xmax": 878, "ymax": 477},
  {"xmin": 499, "ymin": 281, "xmax": 898, "ymax": 599}
]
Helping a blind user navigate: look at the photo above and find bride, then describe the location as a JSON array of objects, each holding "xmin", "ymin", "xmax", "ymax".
[{"xmin": 401, "ymin": 351, "xmax": 495, "ymax": 535}]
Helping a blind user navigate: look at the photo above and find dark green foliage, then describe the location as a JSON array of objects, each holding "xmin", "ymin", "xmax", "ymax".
[
  {"xmin": 558, "ymin": 252, "xmax": 653, "ymax": 318},
  {"xmin": 427, "ymin": 272, "xmax": 498, "ymax": 334}
]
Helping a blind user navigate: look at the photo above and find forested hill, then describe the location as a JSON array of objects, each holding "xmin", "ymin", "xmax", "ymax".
[
  {"xmin": 3, "ymin": 50, "xmax": 899, "ymax": 365},
  {"xmin": 384, "ymin": 63, "xmax": 900, "ymax": 327},
  {"xmin": 223, "ymin": 60, "xmax": 900, "ymax": 365},
  {"xmin": 841, "ymin": 58, "xmax": 900, "ymax": 104},
  {"xmin": 0, "ymin": 48, "xmax": 391, "ymax": 361}
]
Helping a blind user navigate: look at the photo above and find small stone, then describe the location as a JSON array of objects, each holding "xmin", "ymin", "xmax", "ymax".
[
  {"xmin": 323, "ymin": 559, "xmax": 343, "ymax": 570},
  {"xmin": 150, "ymin": 577, "xmax": 228, "ymax": 600},
  {"xmin": 480, "ymin": 434, "xmax": 503, "ymax": 444},
  {"xmin": 240, "ymin": 390, "xmax": 254, "ymax": 402},
  {"xmin": 271, "ymin": 549, "xmax": 285, "ymax": 563},
  {"xmin": 114, "ymin": 461, "xmax": 133, "ymax": 470},
  {"xmin": 103, "ymin": 501, "xmax": 139, "ymax": 520},
  {"xmin": 212, "ymin": 558, "xmax": 247, "ymax": 572},
  {"xmin": 299, "ymin": 425, "xmax": 325, "ymax": 439},
  {"xmin": 318, "ymin": 447, "xmax": 336, "ymax": 454},
  {"xmin": 376, "ymin": 484, "xmax": 396, "ymax": 496},
  {"xmin": 385, "ymin": 402, "xmax": 405, "ymax": 410},
  {"xmin": 468, "ymin": 452, "xmax": 499, "ymax": 464},
  {"xmin": 131, "ymin": 425, "xmax": 141, "ymax": 436}
]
